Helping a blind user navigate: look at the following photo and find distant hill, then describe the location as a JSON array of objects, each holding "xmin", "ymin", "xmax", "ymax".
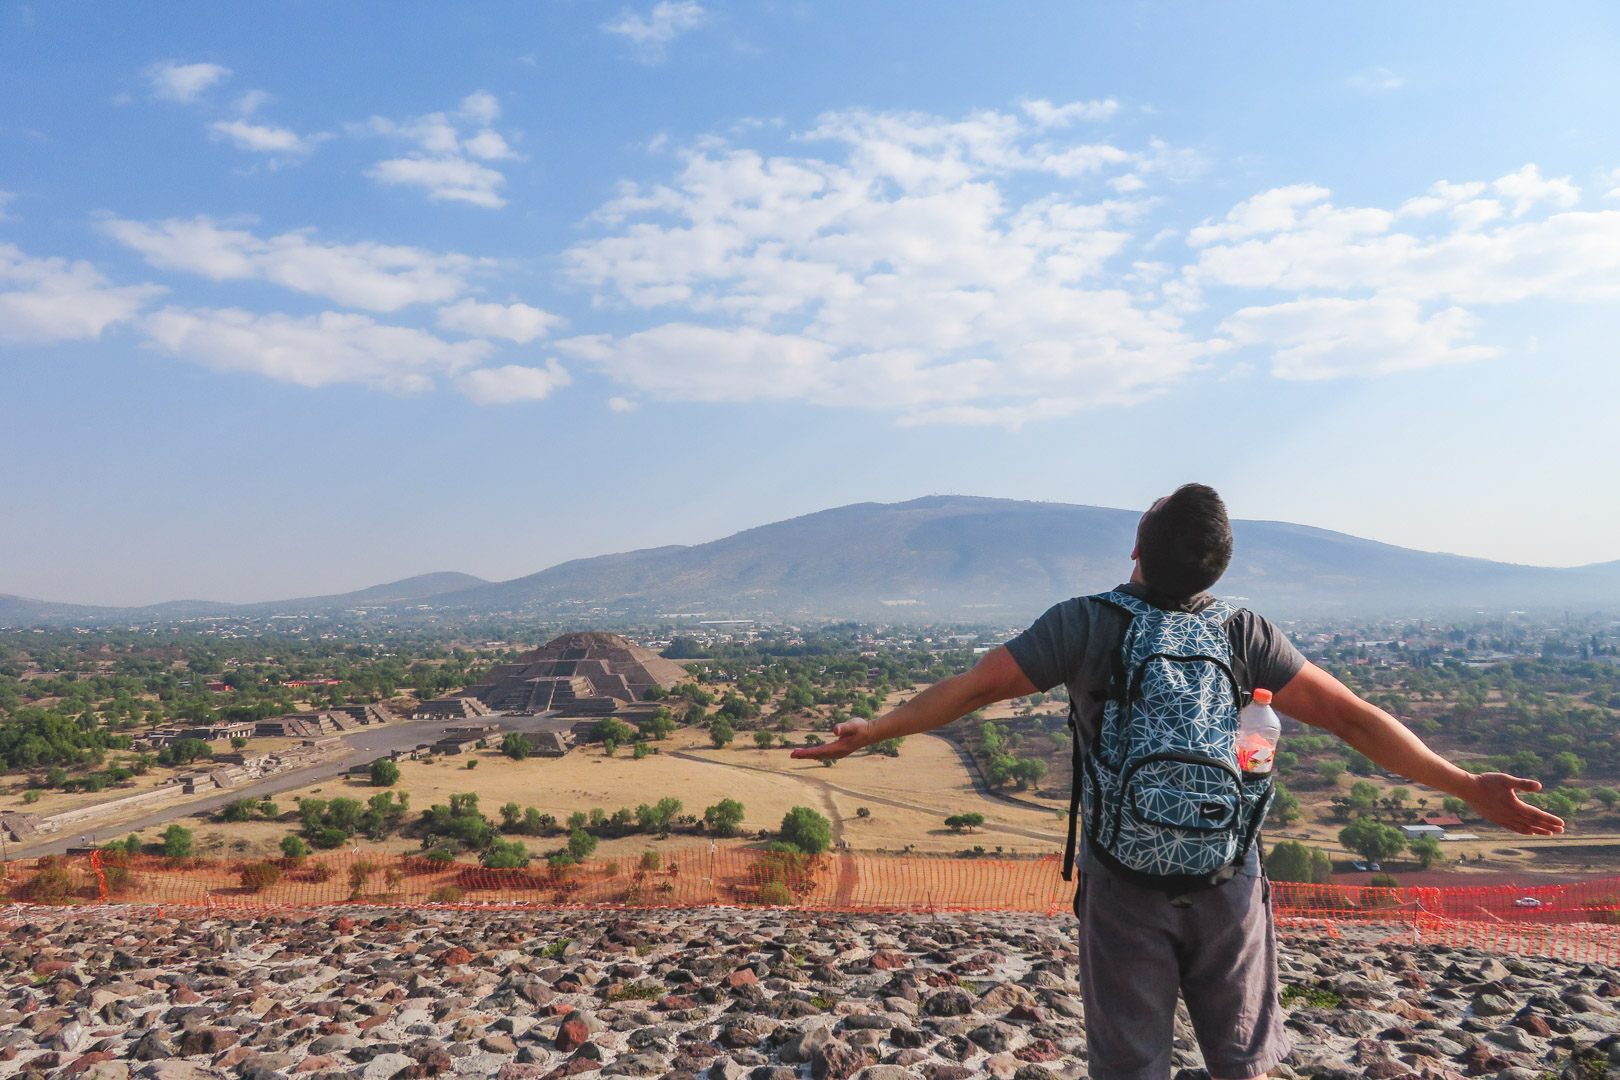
[
  {"xmin": 5, "ymin": 499, "xmax": 1618, "ymax": 624},
  {"xmin": 0, "ymin": 571, "xmax": 488, "ymax": 626},
  {"xmin": 436, "ymin": 496, "xmax": 1620, "ymax": 619}
]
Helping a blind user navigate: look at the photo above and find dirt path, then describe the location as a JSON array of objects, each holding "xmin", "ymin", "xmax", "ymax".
[{"xmin": 670, "ymin": 747, "xmax": 1066, "ymax": 847}]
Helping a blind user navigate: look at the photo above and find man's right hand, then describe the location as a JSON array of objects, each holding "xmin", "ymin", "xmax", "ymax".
[
  {"xmin": 791, "ymin": 719, "xmax": 872, "ymax": 761},
  {"xmin": 1465, "ymin": 772, "xmax": 1565, "ymax": 836}
]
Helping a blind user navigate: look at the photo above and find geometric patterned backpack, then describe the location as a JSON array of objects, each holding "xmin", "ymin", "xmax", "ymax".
[{"xmin": 1061, "ymin": 590, "xmax": 1272, "ymax": 896}]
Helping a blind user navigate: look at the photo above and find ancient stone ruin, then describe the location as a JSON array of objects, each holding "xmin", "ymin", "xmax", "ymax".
[{"xmin": 457, "ymin": 632, "xmax": 686, "ymax": 715}]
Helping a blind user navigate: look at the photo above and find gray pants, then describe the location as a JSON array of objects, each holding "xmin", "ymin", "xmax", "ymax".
[{"xmin": 1073, "ymin": 857, "xmax": 1290, "ymax": 1080}]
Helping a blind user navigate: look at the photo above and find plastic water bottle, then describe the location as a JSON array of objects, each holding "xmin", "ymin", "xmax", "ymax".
[{"xmin": 1236, "ymin": 688, "xmax": 1282, "ymax": 775}]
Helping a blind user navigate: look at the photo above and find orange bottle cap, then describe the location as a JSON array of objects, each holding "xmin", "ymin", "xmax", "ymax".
[{"xmin": 1251, "ymin": 688, "xmax": 1273, "ymax": 705}]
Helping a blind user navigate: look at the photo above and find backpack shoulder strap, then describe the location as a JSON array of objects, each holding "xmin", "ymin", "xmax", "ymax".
[{"xmin": 1063, "ymin": 591, "xmax": 1139, "ymax": 882}]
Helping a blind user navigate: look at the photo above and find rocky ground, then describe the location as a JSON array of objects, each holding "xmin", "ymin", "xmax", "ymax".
[{"xmin": 1, "ymin": 907, "xmax": 1618, "ymax": 1080}]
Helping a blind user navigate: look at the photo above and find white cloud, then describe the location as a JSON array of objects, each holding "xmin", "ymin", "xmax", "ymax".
[
  {"xmin": 1186, "ymin": 171, "xmax": 1620, "ymax": 305},
  {"xmin": 1185, "ymin": 164, "xmax": 1620, "ymax": 379},
  {"xmin": 235, "ymin": 89, "xmax": 274, "ymax": 115},
  {"xmin": 100, "ymin": 216, "xmax": 483, "ymax": 312},
  {"xmin": 1220, "ymin": 297, "xmax": 1497, "ymax": 380},
  {"xmin": 0, "ymin": 190, "xmax": 15, "ymax": 221},
  {"xmin": 606, "ymin": 396, "xmax": 638, "ymax": 412},
  {"xmin": 435, "ymin": 299, "xmax": 563, "ymax": 343},
  {"xmin": 141, "ymin": 307, "xmax": 491, "ymax": 392},
  {"xmin": 1491, "ymin": 164, "xmax": 1579, "ymax": 216},
  {"xmin": 0, "ymin": 243, "xmax": 163, "ymax": 344},
  {"xmin": 208, "ymin": 119, "xmax": 324, "ymax": 156},
  {"xmin": 602, "ymin": 1, "xmax": 706, "ymax": 62},
  {"xmin": 1347, "ymin": 67, "xmax": 1403, "ymax": 92},
  {"xmin": 455, "ymin": 360, "xmax": 572, "ymax": 404},
  {"xmin": 1019, "ymin": 98, "xmax": 1121, "ymax": 128},
  {"xmin": 563, "ymin": 105, "xmax": 1210, "ymax": 425},
  {"xmin": 146, "ymin": 61, "xmax": 230, "ymax": 103},
  {"xmin": 363, "ymin": 92, "xmax": 520, "ymax": 208}
]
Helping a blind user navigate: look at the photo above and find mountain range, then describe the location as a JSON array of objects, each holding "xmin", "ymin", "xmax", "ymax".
[{"xmin": 5, "ymin": 497, "xmax": 1618, "ymax": 624}]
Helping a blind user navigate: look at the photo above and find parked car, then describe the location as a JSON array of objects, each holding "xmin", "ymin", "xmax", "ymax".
[{"xmin": 1513, "ymin": 896, "xmax": 1544, "ymax": 909}]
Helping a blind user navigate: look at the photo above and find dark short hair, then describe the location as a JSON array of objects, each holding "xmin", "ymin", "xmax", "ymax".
[{"xmin": 1137, "ymin": 483, "xmax": 1233, "ymax": 599}]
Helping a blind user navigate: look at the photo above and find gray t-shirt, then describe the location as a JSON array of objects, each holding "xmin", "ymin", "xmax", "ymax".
[{"xmin": 1005, "ymin": 583, "xmax": 1306, "ymax": 753}]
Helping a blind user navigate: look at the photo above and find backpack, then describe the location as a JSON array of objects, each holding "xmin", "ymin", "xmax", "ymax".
[{"xmin": 1061, "ymin": 589, "xmax": 1272, "ymax": 896}]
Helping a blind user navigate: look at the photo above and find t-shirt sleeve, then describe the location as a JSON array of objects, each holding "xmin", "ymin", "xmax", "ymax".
[
  {"xmin": 1005, "ymin": 599, "xmax": 1090, "ymax": 692},
  {"xmin": 1235, "ymin": 610, "xmax": 1307, "ymax": 691}
]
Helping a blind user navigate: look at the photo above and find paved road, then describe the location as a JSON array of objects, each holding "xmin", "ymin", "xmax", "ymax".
[{"xmin": 11, "ymin": 713, "xmax": 577, "ymax": 858}]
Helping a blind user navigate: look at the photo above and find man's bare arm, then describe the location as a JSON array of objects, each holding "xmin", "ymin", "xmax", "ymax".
[
  {"xmin": 1274, "ymin": 661, "xmax": 1563, "ymax": 837},
  {"xmin": 790, "ymin": 645, "xmax": 1037, "ymax": 761}
]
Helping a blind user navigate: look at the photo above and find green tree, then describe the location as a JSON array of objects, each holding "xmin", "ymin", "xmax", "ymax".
[
  {"xmin": 869, "ymin": 737, "xmax": 904, "ymax": 757},
  {"xmin": 1549, "ymin": 751, "xmax": 1585, "ymax": 780},
  {"xmin": 1408, "ymin": 835, "xmax": 1444, "ymax": 869},
  {"xmin": 161, "ymin": 824, "xmax": 193, "ymax": 859},
  {"xmin": 221, "ymin": 798, "xmax": 258, "ymax": 823},
  {"xmin": 1316, "ymin": 761, "xmax": 1347, "ymax": 786},
  {"xmin": 1441, "ymin": 795, "xmax": 1469, "ymax": 818},
  {"xmin": 1264, "ymin": 840, "xmax": 1333, "ymax": 884},
  {"xmin": 1338, "ymin": 817, "xmax": 1406, "ymax": 864},
  {"xmin": 944, "ymin": 812, "xmax": 986, "ymax": 832},
  {"xmin": 1347, "ymin": 780, "xmax": 1380, "ymax": 816},
  {"xmin": 709, "ymin": 719, "xmax": 735, "ymax": 749},
  {"xmin": 632, "ymin": 740, "xmax": 650, "ymax": 759},
  {"xmin": 370, "ymin": 759, "xmax": 401, "ymax": 787},
  {"xmin": 501, "ymin": 733, "xmax": 531, "ymax": 760},
  {"xmin": 500, "ymin": 801, "xmax": 522, "ymax": 829},
  {"xmin": 1269, "ymin": 782, "xmax": 1302, "ymax": 826},
  {"xmin": 704, "ymin": 798, "xmax": 745, "ymax": 837},
  {"xmin": 754, "ymin": 730, "xmax": 775, "ymax": 749},
  {"xmin": 566, "ymin": 828, "xmax": 598, "ymax": 861},
  {"xmin": 1591, "ymin": 787, "xmax": 1619, "ymax": 811},
  {"xmin": 482, "ymin": 840, "xmax": 531, "ymax": 869},
  {"xmin": 279, "ymin": 834, "xmax": 308, "ymax": 860},
  {"xmin": 780, "ymin": 806, "xmax": 832, "ymax": 854}
]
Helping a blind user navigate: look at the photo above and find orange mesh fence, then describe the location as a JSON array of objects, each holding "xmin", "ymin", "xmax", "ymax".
[{"xmin": 3, "ymin": 850, "xmax": 1616, "ymax": 963}]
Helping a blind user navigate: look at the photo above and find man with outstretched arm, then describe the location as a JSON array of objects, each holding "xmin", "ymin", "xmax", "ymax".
[{"xmin": 793, "ymin": 484, "xmax": 1562, "ymax": 1080}]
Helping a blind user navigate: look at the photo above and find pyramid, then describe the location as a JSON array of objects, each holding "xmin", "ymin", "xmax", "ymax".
[{"xmin": 462, "ymin": 632, "xmax": 687, "ymax": 714}]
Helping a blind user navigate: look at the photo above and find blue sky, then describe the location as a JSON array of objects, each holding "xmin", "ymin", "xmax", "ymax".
[{"xmin": 4, "ymin": 1, "xmax": 1620, "ymax": 606}]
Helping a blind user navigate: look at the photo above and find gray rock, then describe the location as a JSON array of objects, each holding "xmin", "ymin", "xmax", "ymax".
[
  {"xmin": 359, "ymin": 1054, "xmax": 415, "ymax": 1080},
  {"xmin": 603, "ymin": 1053, "xmax": 671, "ymax": 1077},
  {"xmin": 780, "ymin": 1027, "xmax": 834, "ymax": 1064},
  {"xmin": 922, "ymin": 991, "xmax": 975, "ymax": 1018},
  {"xmin": 307, "ymin": 1035, "xmax": 362, "ymax": 1056},
  {"xmin": 967, "ymin": 1024, "xmax": 1014, "ymax": 1054},
  {"xmin": 1474, "ymin": 994, "xmax": 1518, "ymax": 1018}
]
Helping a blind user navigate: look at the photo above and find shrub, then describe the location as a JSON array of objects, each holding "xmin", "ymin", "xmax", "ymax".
[
  {"xmin": 780, "ymin": 806, "xmax": 832, "ymax": 855},
  {"xmin": 566, "ymin": 828, "xmax": 598, "ymax": 861},
  {"xmin": 429, "ymin": 885, "xmax": 465, "ymax": 903},
  {"xmin": 709, "ymin": 719, "xmax": 734, "ymax": 749},
  {"xmin": 704, "ymin": 798, "xmax": 745, "ymax": 837},
  {"xmin": 221, "ymin": 798, "xmax": 258, "ymax": 823},
  {"xmin": 21, "ymin": 789, "xmax": 40, "ymax": 804},
  {"xmin": 482, "ymin": 840, "xmax": 531, "ymax": 869},
  {"xmin": 311, "ymin": 826, "xmax": 349, "ymax": 849},
  {"xmin": 1368, "ymin": 873, "xmax": 1401, "ymax": 889},
  {"xmin": 230, "ymin": 736, "xmax": 248, "ymax": 749},
  {"xmin": 14, "ymin": 858, "xmax": 74, "ymax": 904},
  {"xmin": 161, "ymin": 825, "xmax": 193, "ymax": 859},
  {"xmin": 465, "ymin": 759, "xmax": 478, "ymax": 769},
  {"xmin": 279, "ymin": 834, "xmax": 308, "ymax": 860},
  {"xmin": 640, "ymin": 850, "xmax": 661, "ymax": 871},
  {"xmin": 632, "ymin": 741, "xmax": 650, "ymax": 760},
  {"xmin": 501, "ymin": 733, "xmax": 531, "ymax": 761},
  {"xmin": 758, "ymin": 881, "xmax": 794, "ymax": 906},
  {"xmin": 370, "ymin": 759, "xmax": 401, "ymax": 787},
  {"xmin": 754, "ymin": 731, "xmax": 774, "ymax": 749},
  {"xmin": 1264, "ymin": 840, "xmax": 1333, "ymax": 884},
  {"xmin": 855, "ymin": 807, "xmax": 871, "ymax": 819},
  {"xmin": 239, "ymin": 861, "xmax": 283, "ymax": 892}
]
